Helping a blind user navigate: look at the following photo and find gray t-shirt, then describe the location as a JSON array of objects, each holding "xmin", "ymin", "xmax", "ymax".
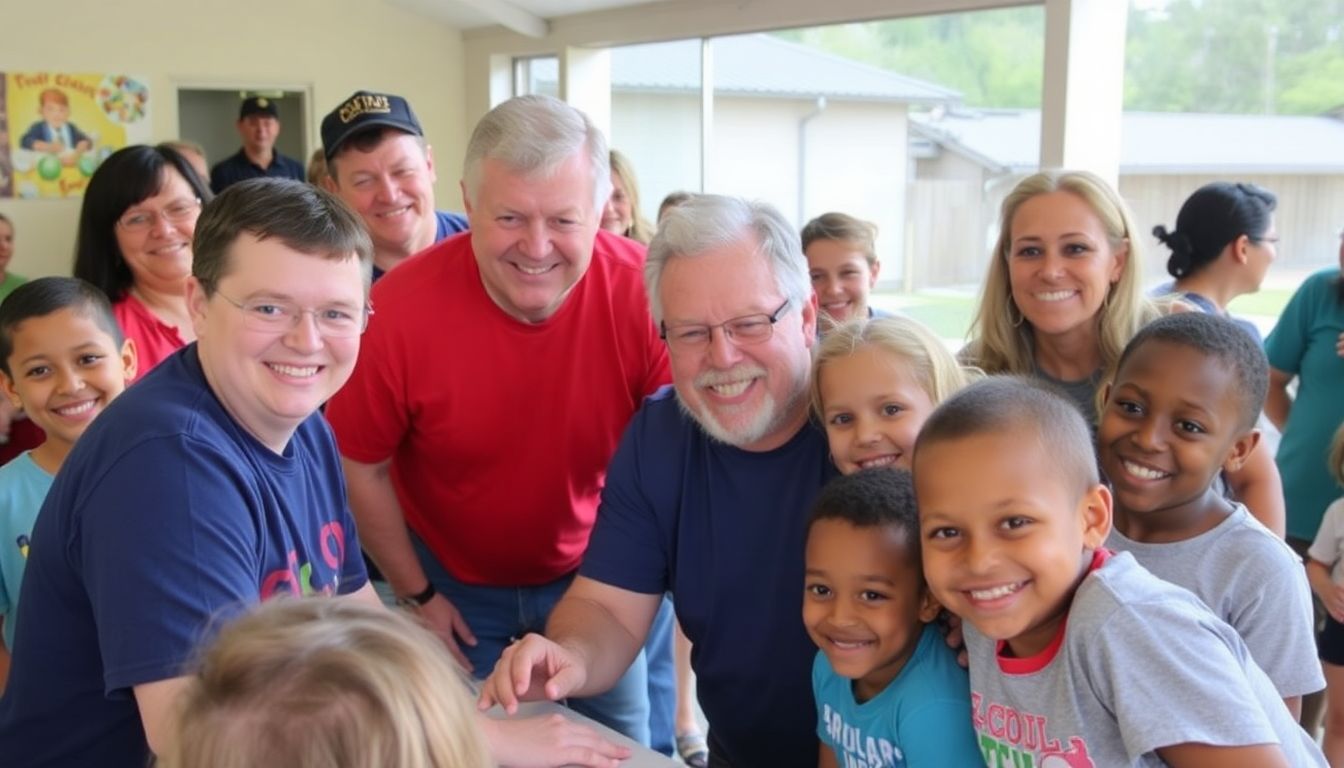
[
  {"xmin": 1308, "ymin": 498, "xmax": 1344, "ymax": 582},
  {"xmin": 1107, "ymin": 503, "xmax": 1324, "ymax": 699},
  {"xmin": 1031, "ymin": 367, "xmax": 1102, "ymax": 428},
  {"xmin": 964, "ymin": 551, "xmax": 1325, "ymax": 767}
]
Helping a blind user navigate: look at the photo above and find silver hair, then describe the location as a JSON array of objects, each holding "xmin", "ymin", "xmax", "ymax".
[
  {"xmin": 462, "ymin": 95, "xmax": 612, "ymax": 212},
  {"xmin": 645, "ymin": 194, "xmax": 810, "ymax": 323}
]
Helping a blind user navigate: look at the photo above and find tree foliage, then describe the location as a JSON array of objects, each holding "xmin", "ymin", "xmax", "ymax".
[{"xmin": 773, "ymin": 0, "xmax": 1344, "ymax": 114}]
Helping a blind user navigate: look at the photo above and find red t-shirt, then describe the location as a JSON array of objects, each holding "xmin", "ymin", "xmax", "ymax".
[
  {"xmin": 113, "ymin": 294, "xmax": 186, "ymax": 381},
  {"xmin": 325, "ymin": 231, "xmax": 670, "ymax": 585}
]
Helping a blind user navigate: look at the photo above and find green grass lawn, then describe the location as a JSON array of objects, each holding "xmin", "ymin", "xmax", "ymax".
[
  {"xmin": 872, "ymin": 283, "xmax": 1300, "ymax": 345},
  {"xmin": 1227, "ymin": 288, "xmax": 1294, "ymax": 318},
  {"xmin": 872, "ymin": 292, "xmax": 976, "ymax": 342}
]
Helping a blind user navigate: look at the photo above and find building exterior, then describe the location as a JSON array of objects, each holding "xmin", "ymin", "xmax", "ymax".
[{"xmin": 913, "ymin": 109, "xmax": 1344, "ymax": 287}]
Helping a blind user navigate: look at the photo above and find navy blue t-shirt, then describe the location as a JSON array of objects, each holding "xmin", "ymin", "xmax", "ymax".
[
  {"xmin": 581, "ymin": 387, "xmax": 836, "ymax": 767},
  {"xmin": 370, "ymin": 210, "xmax": 470, "ymax": 282},
  {"xmin": 0, "ymin": 346, "xmax": 367, "ymax": 767},
  {"xmin": 209, "ymin": 148, "xmax": 306, "ymax": 193}
]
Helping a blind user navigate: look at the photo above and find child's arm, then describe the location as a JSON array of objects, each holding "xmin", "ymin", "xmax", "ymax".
[
  {"xmin": 1224, "ymin": 446, "xmax": 1285, "ymax": 537},
  {"xmin": 1306, "ymin": 558, "xmax": 1344, "ymax": 622},
  {"xmin": 1156, "ymin": 741, "xmax": 1289, "ymax": 767},
  {"xmin": 133, "ymin": 676, "xmax": 191, "ymax": 756},
  {"xmin": 818, "ymin": 743, "xmax": 840, "ymax": 768},
  {"xmin": 477, "ymin": 713, "xmax": 632, "ymax": 767}
]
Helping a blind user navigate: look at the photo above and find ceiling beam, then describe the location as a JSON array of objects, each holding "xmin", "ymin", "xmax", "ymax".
[{"xmin": 452, "ymin": 0, "xmax": 549, "ymax": 37}]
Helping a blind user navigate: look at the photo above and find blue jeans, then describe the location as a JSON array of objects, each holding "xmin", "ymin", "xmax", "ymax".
[
  {"xmin": 412, "ymin": 535, "xmax": 651, "ymax": 744},
  {"xmin": 647, "ymin": 595, "xmax": 676, "ymax": 755}
]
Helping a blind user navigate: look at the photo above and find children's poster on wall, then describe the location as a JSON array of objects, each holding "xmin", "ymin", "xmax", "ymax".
[{"xmin": 0, "ymin": 72, "xmax": 151, "ymax": 199}]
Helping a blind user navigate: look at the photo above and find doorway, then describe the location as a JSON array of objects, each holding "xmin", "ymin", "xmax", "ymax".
[{"xmin": 176, "ymin": 87, "xmax": 309, "ymax": 178}]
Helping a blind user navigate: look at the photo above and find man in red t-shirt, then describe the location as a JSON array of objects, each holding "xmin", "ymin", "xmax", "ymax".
[{"xmin": 324, "ymin": 95, "xmax": 670, "ymax": 745}]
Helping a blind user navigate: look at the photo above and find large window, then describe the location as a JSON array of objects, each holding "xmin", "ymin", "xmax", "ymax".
[
  {"xmin": 594, "ymin": 7, "xmax": 1046, "ymax": 341},
  {"xmin": 513, "ymin": 56, "xmax": 559, "ymax": 98},
  {"xmin": 1121, "ymin": 0, "xmax": 1344, "ymax": 332},
  {"xmin": 607, "ymin": 39, "xmax": 703, "ymax": 221}
]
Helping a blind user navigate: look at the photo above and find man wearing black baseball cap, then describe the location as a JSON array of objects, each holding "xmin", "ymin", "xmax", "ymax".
[
  {"xmin": 209, "ymin": 96, "xmax": 305, "ymax": 194},
  {"xmin": 320, "ymin": 90, "xmax": 468, "ymax": 280}
]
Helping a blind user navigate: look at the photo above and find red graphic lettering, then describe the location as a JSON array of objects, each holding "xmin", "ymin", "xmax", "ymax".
[
  {"xmin": 320, "ymin": 521, "xmax": 345, "ymax": 569},
  {"xmin": 1040, "ymin": 737, "xmax": 1094, "ymax": 768}
]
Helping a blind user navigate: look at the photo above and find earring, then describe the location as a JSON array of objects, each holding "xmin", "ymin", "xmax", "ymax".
[{"xmin": 1008, "ymin": 302, "xmax": 1025, "ymax": 328}]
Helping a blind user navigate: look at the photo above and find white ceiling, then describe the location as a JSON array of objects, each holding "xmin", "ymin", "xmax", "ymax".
[{"xmin": 392, "ymin": 0, "xmax": 668, "ymax": 37}]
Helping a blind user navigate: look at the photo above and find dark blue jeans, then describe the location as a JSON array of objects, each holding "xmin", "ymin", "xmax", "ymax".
[{"xmin": 412, "ymin": 535, "xmax": 652, "ymax": 744}]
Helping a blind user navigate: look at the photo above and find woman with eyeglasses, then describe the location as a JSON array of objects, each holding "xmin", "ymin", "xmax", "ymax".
[
  {"xmin": 1152, "ymin": 181, "xmax": 1278, "ymax": 343},
  {"xmin": 73, "ymin": 145, "xmax": 211, "ymax": 378}
]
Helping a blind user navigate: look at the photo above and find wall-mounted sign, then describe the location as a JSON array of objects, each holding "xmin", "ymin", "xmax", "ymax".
[{"xmin": 1, "ymin": 72, "xmax": 152, "ymax": 199}]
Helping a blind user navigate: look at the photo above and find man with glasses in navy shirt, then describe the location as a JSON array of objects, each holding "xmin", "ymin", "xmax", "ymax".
[{"xmin": 482, "ymin": 195, "xmax": 837, "ymax": 768}]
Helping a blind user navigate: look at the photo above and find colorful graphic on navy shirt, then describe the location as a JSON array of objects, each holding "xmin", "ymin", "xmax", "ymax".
[{"xmin": 259, "ymin": 520, "xmax": 349, "ymax": 599}]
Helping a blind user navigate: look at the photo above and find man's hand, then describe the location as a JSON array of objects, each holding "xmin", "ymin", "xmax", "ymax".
[
  {"xmin": 478, "ymin": 632, "xmax": 588, "ymax": 715},
  {"xmin": 415, "ymin": 592, "xmax": 478, "ymax": 673},
  {"xmin": 480, "ymin": 713, "xmax": 632, "ymax": 768}
]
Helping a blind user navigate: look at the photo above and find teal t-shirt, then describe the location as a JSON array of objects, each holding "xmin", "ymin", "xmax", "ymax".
[
  {"xmin": 0, "ymin": 451, "xmax": 54, "ymax": 648},
  {"xmin": 813, "ymin": 623, "xmax": 980, "ymax": 766},
  {"xmin": 1264, "ymin": 268, "xmax": 1344, "ymax": 541}
]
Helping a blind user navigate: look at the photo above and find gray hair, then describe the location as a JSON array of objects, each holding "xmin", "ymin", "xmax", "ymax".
[
  {"xmin": 645, "ymin": 195, "xmax": 810, "ymax": 324},
  {"xmin": 462, "ymin": 95, "xmax": 612, "ymax": 212}
]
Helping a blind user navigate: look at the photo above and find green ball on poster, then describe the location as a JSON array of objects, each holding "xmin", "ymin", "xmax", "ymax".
[
  {"xmin": 37, "ymin": 154, "xmax": 62, "ymax": 181},
  {"xmin": 78, "ymin": 154, "xmax": 98, "ymax": 177}
]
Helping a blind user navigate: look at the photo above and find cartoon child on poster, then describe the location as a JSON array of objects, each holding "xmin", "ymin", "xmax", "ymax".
[
  {"xmin": 5, "ymin": 72, "xmax": 148, "ymax": 199},
  {"xmin": 19, "ymin": 88, "xmax": 92, "ymax": 162}
]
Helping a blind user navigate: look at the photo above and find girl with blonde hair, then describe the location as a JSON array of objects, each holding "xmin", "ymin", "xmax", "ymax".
[
  {"xmin": 1305, "ymin": 422, "xmax": 1344, "ymax": 764},
  {"xmin": 162, "ymin": 598, "xmax": 493, "ymax": 768},
  {"xmin": 812, "ymin": 315, "xmax": 977, "ymax": 475}
]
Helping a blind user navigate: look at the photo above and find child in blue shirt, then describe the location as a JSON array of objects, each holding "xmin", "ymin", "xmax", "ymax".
[
  {"xmin": 0, "ymin": 277, "xmax": 136, "ymax": 688},
  {"xmin": 804, "ymin": 468, "xmax": 980, "ymax": 767}
]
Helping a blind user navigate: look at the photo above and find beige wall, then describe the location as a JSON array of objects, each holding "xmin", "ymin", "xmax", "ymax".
[{"xmin": 0, "ymin": 0, "xmax": 466, "ymax": 279}]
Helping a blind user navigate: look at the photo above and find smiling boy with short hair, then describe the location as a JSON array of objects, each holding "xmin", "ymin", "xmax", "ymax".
[{"xmin": 914, "ymin": 376, "xmax": 1325, "ymax": 767}]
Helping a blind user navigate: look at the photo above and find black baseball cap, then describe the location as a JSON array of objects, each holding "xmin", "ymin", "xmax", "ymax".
[
  {"xmin": 321, "ymin": 90, "xmax": 423, "ymax": 161},
  {"xmin": 239, "ymin": 96, "xmax": 279, "ymax": 119}
]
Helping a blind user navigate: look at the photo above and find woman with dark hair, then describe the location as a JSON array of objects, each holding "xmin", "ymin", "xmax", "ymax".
[
  {"xmin": 73, "ymin": 144, "xmax": 211, "ymax": 377},
  {"xmin": 1152, "ymin": 181, "xmax": 1278, "ymax": 342}
]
